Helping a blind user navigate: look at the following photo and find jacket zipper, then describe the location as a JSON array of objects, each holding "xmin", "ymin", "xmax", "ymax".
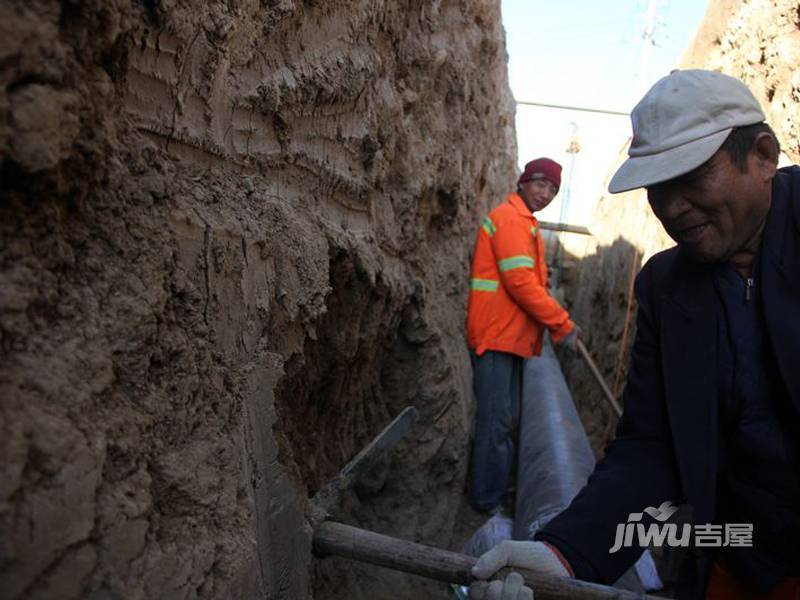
[{"xmin": 745, "ymin": 277, "xmax": 754, "ymax": 301}]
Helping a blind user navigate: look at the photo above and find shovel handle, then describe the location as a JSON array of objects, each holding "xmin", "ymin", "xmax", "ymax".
[
  {"xmin": 576, "ymin": 339, "xmax": 623, "ymax": 417},
  {"xmin": 313, "ymin": 521, "xmax": 659, "ymax": 600}
]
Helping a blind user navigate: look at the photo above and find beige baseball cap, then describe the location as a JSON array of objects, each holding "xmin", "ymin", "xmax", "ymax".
[{"xmin": 608, "ymin": 69, "xmax": 766, "ymax": 194}]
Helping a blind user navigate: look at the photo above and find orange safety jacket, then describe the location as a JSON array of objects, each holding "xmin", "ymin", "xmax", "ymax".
[{"xmin": 466, "ymin": 192, "xmax": 574, "ymax": 357}]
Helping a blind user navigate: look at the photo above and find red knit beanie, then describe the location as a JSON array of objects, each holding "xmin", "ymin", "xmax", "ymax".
[{"xmin": 518, "ymin": 157, "xmax": 562, "ymax": 190}]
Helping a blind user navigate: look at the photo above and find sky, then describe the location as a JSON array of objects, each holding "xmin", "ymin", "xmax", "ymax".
[{"xmin": 502, "ymin": 0, "xmax": 710, "ymax": 225}]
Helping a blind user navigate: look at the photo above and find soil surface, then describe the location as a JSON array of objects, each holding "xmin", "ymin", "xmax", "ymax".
[{"xmin": 0, "ymin": 2, "xmax": 515, "ymax": 599}]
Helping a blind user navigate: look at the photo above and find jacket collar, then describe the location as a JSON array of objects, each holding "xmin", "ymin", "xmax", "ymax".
[
  {"xmin": 761, "ymin": 168, "xmax": 796, "ymax": 275},
  {"xmin": 508, "ymin": 192, "xmax": 536, "ymax": 219},
  {"xmin": 759, "ymin": 168, "xmax": 800, "ymax": 410},
  {"xmin": 660, "ymin": 254, "xmax": 718, "ymax": 518}
]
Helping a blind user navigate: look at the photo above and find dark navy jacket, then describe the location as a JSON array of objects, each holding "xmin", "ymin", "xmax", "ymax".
[{"xmin": 537, "ymin": 166, "xmax": 800, "ymax": 598}]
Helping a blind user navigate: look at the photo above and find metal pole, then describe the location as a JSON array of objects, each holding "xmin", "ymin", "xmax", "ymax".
[
  {"xmin": 515, "ymin": 100, "xmax": 629, "ymax": 117},
  {"xmin": 550, "ymin": 124, "xmax": 580, "ymax": 289},
  {"xmin": 538, "ymin": 222, "xmax": 592, "ymax": 236}
]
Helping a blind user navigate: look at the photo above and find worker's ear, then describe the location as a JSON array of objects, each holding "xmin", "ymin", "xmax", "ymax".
[{"xmin": 750, "ymin": 132, "xmax": 778, "ymax": 182}]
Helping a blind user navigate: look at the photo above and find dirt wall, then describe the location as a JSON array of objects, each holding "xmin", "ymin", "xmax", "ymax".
[
  {"xmin": 560, "ymin": 0, "xmax": 800, "ymax": 454},
  {"xmin": 0, "ymin": 2, "xmax": 517, "ymax": 599}
]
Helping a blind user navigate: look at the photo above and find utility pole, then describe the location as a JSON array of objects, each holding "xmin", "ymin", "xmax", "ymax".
[
  {"xmin": 549, "ymin": 123, "xmax": 580, "ymax": 290},
  {"xmin": 635, "ymin": 0, "xmax": 664, "ymax": 98}
]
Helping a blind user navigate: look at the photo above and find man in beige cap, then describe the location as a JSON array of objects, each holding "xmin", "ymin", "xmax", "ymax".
[{"xmin": 469, "ymin": 70, "xmax": 800, "ymax": 599}]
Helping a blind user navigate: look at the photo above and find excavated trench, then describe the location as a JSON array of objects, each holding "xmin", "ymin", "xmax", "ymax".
[{"xmin": 4, "ymin": 1, "xmax": 800, "ymax": 599}]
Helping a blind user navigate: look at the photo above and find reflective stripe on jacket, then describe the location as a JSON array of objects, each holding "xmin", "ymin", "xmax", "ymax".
[{"xmin": 466, "ymin": 192, "xmax": 574, "ymax": 357}]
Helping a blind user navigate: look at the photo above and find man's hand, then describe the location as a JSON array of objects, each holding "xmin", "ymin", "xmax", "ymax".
[
  {"xmin": 469, "ymin": 572, "xmax": 532, "ymax": 600},
  {"xmin": 557, "ymin": 324, "xmax": 582, "ymax": 352},
  {"xmin": 468, "ymin": 541, "xmax": 571, "ymax": 599}
]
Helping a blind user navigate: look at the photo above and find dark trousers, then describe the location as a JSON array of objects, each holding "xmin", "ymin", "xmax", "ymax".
[{"xmin": 469, "ymin": 350, "xmax": 522, "ymax": 511}]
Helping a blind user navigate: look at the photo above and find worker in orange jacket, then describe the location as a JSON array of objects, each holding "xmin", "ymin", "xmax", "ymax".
[{"xmin": 466, "ymin": 157, "xmax": 579, "ymax": 512}]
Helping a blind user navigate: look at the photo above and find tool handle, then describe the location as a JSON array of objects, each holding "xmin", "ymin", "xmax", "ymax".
[
  {"xmin": 576, "ymin": 339, "xmax": 623, "ymax": 417},
  {"xmin": 313, "ymin": 521, "xmax": 659, "ymax": 600}
]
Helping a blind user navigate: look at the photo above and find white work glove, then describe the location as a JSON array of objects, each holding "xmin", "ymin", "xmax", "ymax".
[
  {"xmin": 557, "ymin": 324, "xmax": 582, "ymax": 352},
  {"xmin": 469, "ymin": 541, "xmax": 570, "ymax": 599},
  {"xmin": 469, "ymin": 571, "xmax": 532, "ymax": 600}
]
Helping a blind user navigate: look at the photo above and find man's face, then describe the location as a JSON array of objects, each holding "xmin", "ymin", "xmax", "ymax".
[
  {"xmin": 519, "ymin": 178, "xmax": 558, "ymax": 213},
  {"xmin": 646, "ymin": 149, "xmax": 773, "ymax": 264}
]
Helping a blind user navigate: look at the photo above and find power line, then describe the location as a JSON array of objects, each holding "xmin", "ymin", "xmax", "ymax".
[
  {"xmin": 505, "ymin": 17, "xmax": 633, "ymax": 36},
  {"xmin": 514, "ymin": 99, "xmax": 629, "ymax": 117}
]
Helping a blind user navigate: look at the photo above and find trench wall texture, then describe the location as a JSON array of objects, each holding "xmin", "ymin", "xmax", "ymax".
[
  {"xmin": 560, "ymin": 0, "xmax": 800, "ymax": 454},
  {"xmin": 0, "ymin": 2, "xmax": 517, "ymax": 598}
]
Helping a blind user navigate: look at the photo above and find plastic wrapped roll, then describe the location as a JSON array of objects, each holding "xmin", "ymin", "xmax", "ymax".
[
  {"xmin": 513, "ymin": 341, "xmax": 595, "ymax": 541},
  {"xmin": 513, "ymin": 340, "xmax": 661, "ymax": 593}
]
